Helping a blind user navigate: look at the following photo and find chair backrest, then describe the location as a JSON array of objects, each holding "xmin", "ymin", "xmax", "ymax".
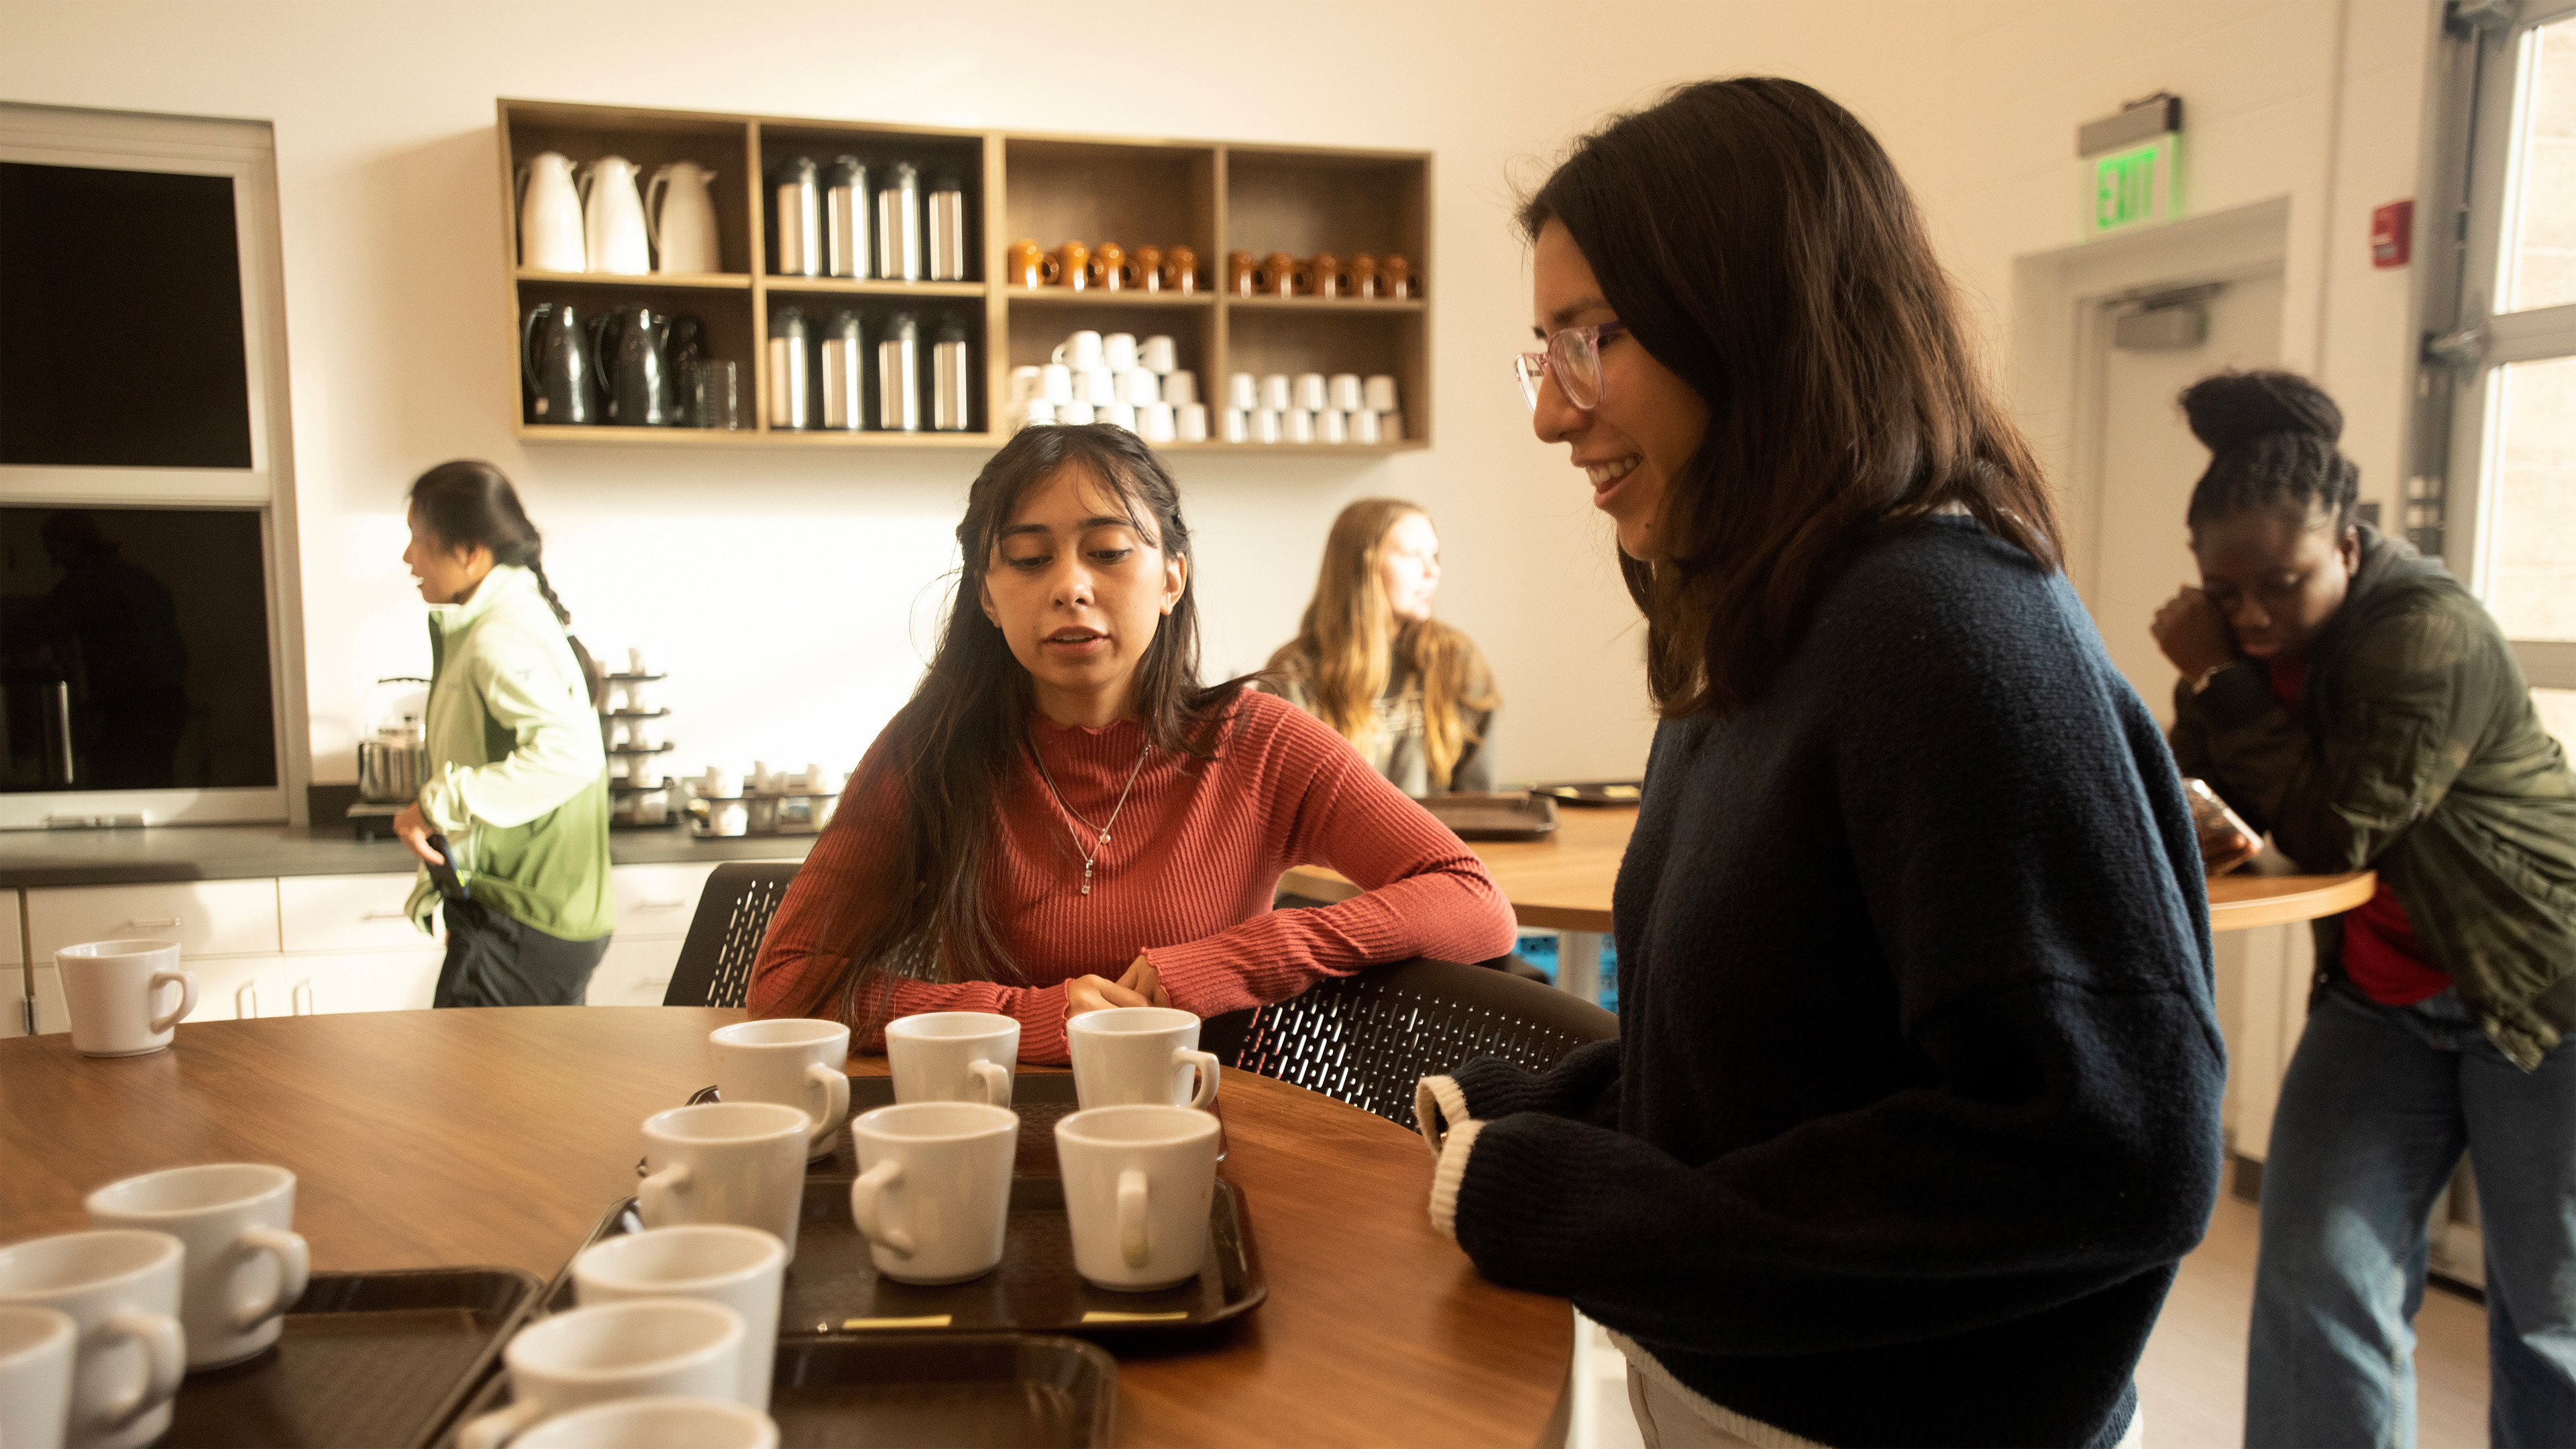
[
  {"xmin": 663, "ymin": 862, "xmax": 803, "ymax": 1008},
  {"xmin": 1221, "ymin": 959, "xmax": 1617, "ymax": 1130}
]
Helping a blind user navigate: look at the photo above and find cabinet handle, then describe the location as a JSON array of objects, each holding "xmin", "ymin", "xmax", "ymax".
[
  {"xmin": 126, "ymin": 918, "xmax": 183, "ymax": 929},
  {"xmin": 292, "ymin": 979, "xmax": 315, "ymax": 1016},
  {"xmin": 360, "ymin": 910, "xmax": 407, "ymax": 920},
  {"xmin": 235, "ymin": 983, "xmax": 259, "ymax": 1019},
  {"xmin": 641, "ymin": 899, "xmax": 686, "ymax": 910}
]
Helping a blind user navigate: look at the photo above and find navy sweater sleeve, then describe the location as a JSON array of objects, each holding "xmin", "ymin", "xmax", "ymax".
[{"xmin": 1442, "ymin": 523, "xmax": 2222, "ymax": 1444}]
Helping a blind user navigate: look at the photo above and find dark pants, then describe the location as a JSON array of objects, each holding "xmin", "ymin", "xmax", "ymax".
[{"xmin": 433, "ymin": 898, "xmax": 610, "ymax": 1008}]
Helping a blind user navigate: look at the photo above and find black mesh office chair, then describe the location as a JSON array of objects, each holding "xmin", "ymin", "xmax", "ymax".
[
  {"xmin": 1205, "ymin": 958, "xmax": 1617, "ymax": 1131},
  {"xmin": 663, "ymin": 862, "xmax": 802, "ymax": 1008}
]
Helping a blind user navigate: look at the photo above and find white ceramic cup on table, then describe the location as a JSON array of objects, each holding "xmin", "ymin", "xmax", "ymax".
[
  {"xmin": 458, "ymin": 1300, "xmax": 743, "ymax": 1449},
  {"xmin": 572, "ymin": 1226, "xmax": 783, "ymax": 1414},
  {"xmin": 0, "ymin": 1305, "xmax": 77, "ymax": 1449},
  {"xmin": 56, "ymin": 942, "xmax": 196, "ymax": 1059},
  {"xmin": 1177, "ymin": 403, "xmax": 1210, "ymax": 442},
  {"xmin": 847, "ymin": 1102, "xmax": 1018, "ymax": 1285},
  {"xmin": 1102, "ymin": 331, "xmax": 1139, "ymax": 372},
  {"xmin": 1051, "ymin": 330, "xmax": 1104, "ymax": 372},
  {"xmin": 1139, "ymin": 334, "xmax": 1178, "ymax": 375},
  {"xmin": 637, "ymin": 1104, "xmax": 808, "ymax": 1260},
  {"xmin": 511, "ymin": 1397, "xmax": 777, "ymax": 1449},
  {"xmin": 0, "ymin": 1232, "xmax": 184, "ymax": 1449},
  {"xmin": 1067, "ymin": 1006, "xmax": 1219, "ymax": 1110},
  {"xmin": 884, "ymin": 1011, "xmax": 1018, "ymax": 1107},
  {"xmin": 84, "ymin": 1163, "xmax": 309, "ymax": 1369},
  {"xmin": 1362, "ymin": 373, "xmax": 1400, "ymax": 413},
  {"xmin": 1054, "ymin": 1104, "xmax": 1221, "ymax": 1291},
  {"xmin": 708, "ymin": 1018, "xmax": 851, "ymax": 1161}
]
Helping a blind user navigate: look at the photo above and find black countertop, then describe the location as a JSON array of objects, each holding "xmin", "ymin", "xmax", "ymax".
[{"xmin": 0, "ymin": 824, "xmax": 819, "ymax": 889}]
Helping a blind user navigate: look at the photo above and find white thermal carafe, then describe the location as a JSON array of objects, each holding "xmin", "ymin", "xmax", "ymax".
[
  {"xmin": 768, "ymin": 156, "xmax": 820, "ymax": 278},
  {"xmin": 927, "ymin": 170, "xmax": 967, "ymax": 281},
  {"xmin": 877, "ymin": 311, "xmax": 922, "ymax": 431},
  {"xmin": 824, "ymin": 156, "xmax": 869, "ymax": 279},
  {"xmin": 767, "ymin": 307, "xmax": 812, "ymax": 429},
  {"xmin": 932, "ymin": 314, "xmax": 971, "ymax": 431},
  {"xmin": 875, "ymin": 161, "xmax": 922, "ymax": 281},
  {"xmin": 819, "ymin": 309, "xmax": 863, "ymax": 430}
]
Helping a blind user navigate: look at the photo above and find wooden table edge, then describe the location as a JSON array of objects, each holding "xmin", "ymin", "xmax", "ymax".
[{"xmin": 2204, "ymin": 869, "xmax": 2375, "ymax": 931}]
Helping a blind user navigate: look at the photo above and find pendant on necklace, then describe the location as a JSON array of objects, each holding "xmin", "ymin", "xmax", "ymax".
[{"xmin": 1081, "ymin": 859, "xmax": 1094, "ymax": 896}]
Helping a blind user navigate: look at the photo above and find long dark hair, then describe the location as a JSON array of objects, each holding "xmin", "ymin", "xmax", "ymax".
[
  {"xmin": 1519, "ymin": 77, "xmax": 2062, "ymax": 718},
  {"xmin": 2180, "ymin": 370, "xmax": 2358, "ymax": 535},
  {"xmin": 793, "ymin": 425, "xmax": 1243, "ymax": 1026},
  {"xmin": 407, "ymin": 460, "xmax": 599, "ymax": 703}
]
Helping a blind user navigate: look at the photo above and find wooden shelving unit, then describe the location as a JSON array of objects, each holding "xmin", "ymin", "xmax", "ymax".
[{"xmin": 497, "ymin": 100, "xmax": 1430, "ymax": 453}]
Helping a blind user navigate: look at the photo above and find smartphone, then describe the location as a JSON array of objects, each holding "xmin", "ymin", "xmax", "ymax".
[
  {"xmin": 424, "ymin": 833, "xmax": 472, "ymax": 902},
  {"xmin": 2182, "ymin": 779, "xmax": 2260, "ymax": 877}
]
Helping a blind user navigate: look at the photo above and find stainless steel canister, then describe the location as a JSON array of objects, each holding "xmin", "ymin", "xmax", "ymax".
[
  {"xmin": 926, "ymin": 169, "xmax": 966, "ymax": 281},
  {"xmin": 769, "ymin": 156, "xmax": 820, "ymax": 277},
  {"xmin": 877, "ymin": 311, "xmax": 920, "ymax": 431},
  {"xmin": 767, "ymin": 306, "xmax": 812, "ymax": 429},
  {"xmin": 820, "ymin": 309, "xmax": 863, "ymax": 430},
  {"xmin": 358, "ymin": 727, "xmax": 427, "ymax": 804},
  {"xmin": 932, "ymin": 313, "xmax": 970, "ymax": 431},
  {"xmin": 824, "ymin": 156, "xmax": 869, "ymax": 279},
  {"xmin": 875, "ymin": 161, "xmax": 922, "ymax": 281}
]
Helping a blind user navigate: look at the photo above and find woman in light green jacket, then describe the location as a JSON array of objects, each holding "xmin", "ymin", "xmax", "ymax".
[{"xmin": 392, "ymin": 460, "xmax": 613, "ymax": 1006}]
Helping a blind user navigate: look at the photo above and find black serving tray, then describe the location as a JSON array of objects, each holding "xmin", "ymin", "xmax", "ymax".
[
  {"xmin": 1531, "ymin": 779, "xmax": 1644, "ymax": 808},
  {"xmin": 1420, "ymin": 791, "xmax": 1560, "ymax": 841},
  {"xmin": 162, "ymin": 1267, "xmax": 541, "ymax": 1449},
  {"xmin": 557, "ymin": 1175, "xmax": 1263, "ymax": 1340},
  {"xmin": 448, "ymin": 1333, "xmax": 1114, "ymax": 1448}
]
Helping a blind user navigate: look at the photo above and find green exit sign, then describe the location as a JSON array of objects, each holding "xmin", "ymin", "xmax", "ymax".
[{"xmin": 2089, "ymin": 136, "xmax": 2178, "ymax": 235}]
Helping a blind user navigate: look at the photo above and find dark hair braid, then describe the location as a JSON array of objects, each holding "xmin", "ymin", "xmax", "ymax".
[
  {"xmin": 407, "ymin": 459, "xmax": 602, "ymax": 704},
  {"xmin": 2180, "ymin": 370, "xmax": 2360, "ymax": 535}
]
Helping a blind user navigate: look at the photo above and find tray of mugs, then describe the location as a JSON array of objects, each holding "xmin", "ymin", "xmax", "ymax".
[
  {"xmin": 688, "ymin": 1072, "xmax": 1225, "ymax": 1179},
  {"xmin": 443, "ymin": 1331, "xmax": 1114, "ymax": 1449}
]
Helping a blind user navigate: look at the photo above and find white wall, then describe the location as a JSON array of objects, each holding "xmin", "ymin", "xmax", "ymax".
[{"xmin": 0, "ymin": 0, "xmax": 2438, "ymax": 799}]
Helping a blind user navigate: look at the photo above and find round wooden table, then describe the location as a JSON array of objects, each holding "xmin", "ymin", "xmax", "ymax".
[
  {"xmin": 0, "ymin": 1008, "xmax": 1570, "ymax": 1449},
  {"xmin": 1283, "ymin": 805, "xmax": 2375, "ymax": 995}
]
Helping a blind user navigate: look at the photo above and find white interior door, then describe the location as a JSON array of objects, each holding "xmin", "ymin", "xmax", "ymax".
[{"xmin": 2086, "ymin": 270, "xmax": 2286, "ymax": 721}]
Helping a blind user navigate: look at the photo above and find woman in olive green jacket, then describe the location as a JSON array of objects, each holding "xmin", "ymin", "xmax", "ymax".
[
  {"xmin": 2153, "ymin": 370, "xmax": 2576, "ymax": 1446},
  {"xmin": 393, "ymin": 461, "xmax": 613, "ymax": 1006}
]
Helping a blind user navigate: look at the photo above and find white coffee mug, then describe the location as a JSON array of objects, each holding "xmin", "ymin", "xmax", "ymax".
[
  {"xmin": 637, "ymin": 1104, "xmax": 808, "ymax": 1260},
  {"xmin": 1177, "ymin": 403, "xmax": 1210, "ymax": 442},
  {"xmin": 1220, "ymin": 408, "xmax": 1248, "ymax": 444},
  {"xmin": 1163, "ymin": 369, "xmax": 1198, "ymax": 407},
  {"xmin": 0, "ymin": 1306, "xmax": 76, "ymax": 1449},
  {"xmin": 1258, "ymin": 374, "xmax": 1292, "ymax": 412},
  {"xmin": 1008, "ymin": 364, "xmax": 1044, "ymax": 407},
  {"xmin": 56, "ymin": 942, "xmax": 196, "ymax": 1058},
  {"xmin": 573, "ymin": 1226, "xmax": 783, "ymax": 1414},
  {"xmin": 1381, "ymin": 410, "xmax": 1406, "ymax": 442},
  {"xmin": 85, "ymin": 1164, "xmax": 309, "ymax": 1369},
  {"xmin": 1292, "ymin": 372, "xmax": 1328, "ymax": 412},
  {"xmin": 1102, "ymin": 331, "xmax": 1140, "ymax": 372},
  {"xmin": 1022, "ymin": 399, "xmax": 1059, "ymax": 428},
  {"xmin": 1140, "ymin": 402, "xmax": 1177, "ymax": 443},
  {"xmin": 1251, "ymin": 409, "xmax": 1281, "ymax": 445},
  {"xmin": 1059, "ymin": 401, "xmax": 1096, "ymax": 426},
  {"xmin": 1328, "ymin": 372, "xmax": 1364, "ymax": 412},
  {"xmin": 1038, "ymin": 363, "xmax": 1073, "ymax": 404},
  {"xmin": 0, "ymin": 1232, "xmax": 184, "ymax": 1449},
  {"xmin": 1054, "ymin": 1105, "xmax": 1221, "ymax": 1291},
  {"xmin": 1362, "ymin": 373, "xmax": 1401, "ymax": 413},
  {"xmin": 1226, "ymin": 372, "xmax": 1258, "ymax": 411},
  {"xmin": 1116, "ymin": 369, "xmax": 1160, "ymax": 405},
  {"xmin": 1067, "ymin": 1006, "xmax": 1219, "ymax": 1111},
  {"xmin": 848, "ymin": 1102, "xmax": 1018, "ymax": 1285},
  {"xmin": 708, "ymin": 1019, "xmax": 851, "ymax": 1161},
  {"xmin": 1285, "ymin": 409, "xmax": 1315, "ymax": 445},
  {"xmin": 1078, "ymin": 367, "xmax": 1118, "ymax": 406},
  {"xmin": 460, "ymin": 1300, "xmax": 743, "ymax": 1449},
  {"xmin": 511, "ymin": 1397, "xmax": 777, "ymax": 1449},
  {"xmin": 1051, "ymin": 330, "xmax": 1104, "ymax": 372},
  {"xmin": 1139, "ymin": 335, "xmax": 1178, "ymax": 375},
  {"xmin": 1101, "ymin": 402, "xmax": 1137, "ymax": 432},
  {"xmin": 884, "ymin": 1012, "xmax": 1018, "ymax": 1108},
  {"xmin": 1350, "ymin": 408, "xmax": 1383, "ymax": 445},
  {"xmin": 1318, "ymin": 409, "xmax": 1348, "ymax": 445}
]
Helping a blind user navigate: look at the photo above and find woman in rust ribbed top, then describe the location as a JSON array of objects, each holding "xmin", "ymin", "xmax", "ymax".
[{"xmin": 749, "ymin": 425, "xmax": 1515, "ymax": 1063}]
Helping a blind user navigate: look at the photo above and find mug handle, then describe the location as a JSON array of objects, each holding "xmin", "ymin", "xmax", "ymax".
[
  {"xmin": 458, "ymin": 1397, "xmax": 545, "ymax": 1449},
  {"xmin": 804, "ymin": 1061, "xmax": 851, "ymax": 1148},
  {"xmin": 637, "ymin": 1160, "xmax": 692, "ymax": 1226},
  {"xmin": 148, "ymin": 970, "xmax": 198, "ymax": 1034},
  {"xmin": 969, "ymin": 1059, "xmax": 1013, "ymax": 1110},
  {"xmin": 850, "ymin": 1160, "xmax": 914, "ymax": 1255},
  {"xmin": 230, "ymin": 1228, "xmax": 311, "ymax": 1332},
  {"xmin": 1174, "ymin": 1049, "xmax": 1220, "ymax": 1110},
  {"xmin": 1037, "ymin": 254, "xmax": 1061, "ymax": 286},
  {"xmin": 1116, "ymin": 1168, "xmax": 1151, "ymax": 1269},
  {"xmin": 96, "ymin": 1308, "xmax": 183, "ymax": 1432},
  {"xmin": 1049, "ymin": 341, "xmax": 1069, "ymax": 366}
]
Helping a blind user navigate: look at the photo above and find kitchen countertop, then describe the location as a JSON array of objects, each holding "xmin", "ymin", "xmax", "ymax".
[{"xmin": 0, "ymin": 823, "xmax": 818, "ymax": 889}]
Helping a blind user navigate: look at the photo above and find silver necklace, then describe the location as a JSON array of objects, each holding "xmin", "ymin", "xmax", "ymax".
[{"xmin": 1028, "ymin": 736, "xmax": 1152, "ymax": 897}]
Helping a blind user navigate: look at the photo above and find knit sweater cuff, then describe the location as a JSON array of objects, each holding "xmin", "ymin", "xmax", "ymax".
[
  {"xmin": 1426, "ymin": 1117, "xmax": 1486, "ymax": 1242},
  {"xmin": 1450, "ymin": 1054, "xmax": 1548, "ymax": 1120},
  {"xmin": 1415, "ymin": 1075, "xmax": 1472, "ymax": 1155}
]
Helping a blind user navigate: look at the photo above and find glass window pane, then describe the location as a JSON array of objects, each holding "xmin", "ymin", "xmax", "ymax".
[
  {"xmin": 2487, "ymin": 355, "xmax": 2576, "ymax": 641},
  {"xmin": 2505, "ymin": 15, "xmax": 2576, "ymax": 313}
]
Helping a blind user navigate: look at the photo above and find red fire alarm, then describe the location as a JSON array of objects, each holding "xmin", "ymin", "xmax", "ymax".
[{"xmin": 2373, "ymin": 200, "xmax": 2414, "ymax": 268}]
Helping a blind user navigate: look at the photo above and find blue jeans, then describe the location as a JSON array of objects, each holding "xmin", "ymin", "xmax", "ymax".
[{"xmin": 2247, "ymin": 981, "xmax": 2576, "ymax": 1448}]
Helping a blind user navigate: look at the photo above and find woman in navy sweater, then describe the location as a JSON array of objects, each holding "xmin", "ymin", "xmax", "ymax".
[{"xmin": 1414, "ymin": 78, "xmax": 2224, "ymax": 1448}]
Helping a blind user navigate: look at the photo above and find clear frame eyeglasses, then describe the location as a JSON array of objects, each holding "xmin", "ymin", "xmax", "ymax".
[{"xmin": 1513, "ymin": 321, "xmax": 1625, "ymax": 411}]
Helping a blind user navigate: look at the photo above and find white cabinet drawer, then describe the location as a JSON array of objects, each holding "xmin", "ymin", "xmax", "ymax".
[
  {"xmin": 610, "ymin": 863, "xmax": 720, "ymax": 941},
  {"xmin": 588, "ymin": 936, "xmax": 684, "ymax": 1006},
  {"xmin": 290, "ymin": 951, "xmax": 444, "ymax": 1016},
  {"xmin": 279, "ymin": 874, "xmax": 433, "ymax": 955},
  {"xmin": 2, "ymin": 890, "xmax": 21, "ymax": 965},
  {"xmin": 27, "ymin": 880, "xmax": 280, "ymax": 963}
]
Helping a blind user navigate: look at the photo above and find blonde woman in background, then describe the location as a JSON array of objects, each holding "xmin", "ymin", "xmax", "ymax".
[{"xmin": 1266, "ymin": 499, "xmax": 1499, "ymax": 796}]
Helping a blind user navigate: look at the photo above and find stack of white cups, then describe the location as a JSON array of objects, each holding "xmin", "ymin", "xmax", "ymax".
[
  {"xmin": 1010, "ymin": 331, "xmax": 1203, "ymax": 442},
  {"xmin": 1222, "ymin": 371, "xmax": 1401, "ymax": 445}
]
